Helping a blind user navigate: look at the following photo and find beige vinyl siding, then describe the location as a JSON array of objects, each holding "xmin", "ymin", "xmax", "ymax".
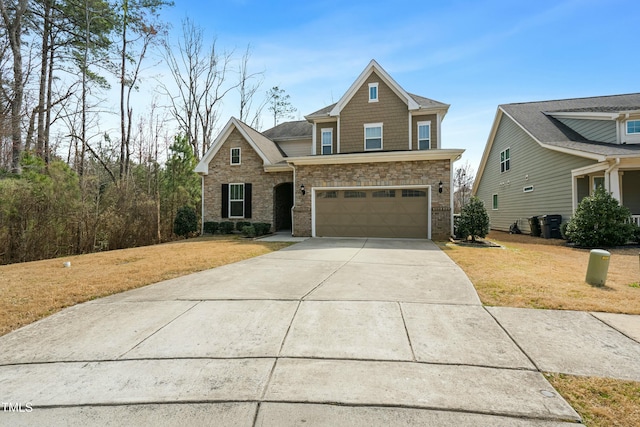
[
  {"xmin": 622, "ymin": 170, "xmax": 640, "ymax": 214},
  {"xmin": 278, "ymin": 139, "xmax": 312, "ymax": 157},
  {"xmin": 411, "ymin": 114, "xmax": 438, "ymax": 150},
  {"xmin": 475, "ymin": 115, "xmax": 595, "ymax": 233},
  {"xmin": 556, "ymin": 118, "xmax": 617, "ymax": 143},
  {"xmin": 340, "ymin": 71, "xmax": 408, "ymax": 153},
  {"xmin": 314, "ymin": 121, "xmax": 337, "ymax": 155}
]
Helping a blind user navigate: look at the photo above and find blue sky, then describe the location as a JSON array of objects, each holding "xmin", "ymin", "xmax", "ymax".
[{"xmin": 154, "ymin": 0, "xmax": 640, "ymax": 172}]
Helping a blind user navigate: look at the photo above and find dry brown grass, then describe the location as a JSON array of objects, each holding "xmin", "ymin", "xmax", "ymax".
[
  {"xmin": 0, "ymin": 236, "xmax": 291, "ymax": 337},
  {"xmin": 441, "ymin": 231, "xmax": 640, "ymax": 314},
  {"xmin": 546, "ymin": 374, "xmax": 640, "ymax": 427}
]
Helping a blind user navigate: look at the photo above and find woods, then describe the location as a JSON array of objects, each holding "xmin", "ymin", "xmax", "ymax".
[{"xmin": 0, "ymin": 0, "xmax": 275, "ymax": 264}]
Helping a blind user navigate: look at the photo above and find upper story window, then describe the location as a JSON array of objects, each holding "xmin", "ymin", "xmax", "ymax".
[
  {"xmin": 627, "ymin": 120, "xmax": 640, "ymax": 134},
  {"xmin": 364, "ymin": 123, "xmax": 383, "ymax": 151},
  {"xmin": 368, "ymin": 83, "xmax": 379, "ymax": 102},
  {"xmin": 321, "ymin": 129, "xmax": 333, "ymax": 155},
  {"xmin": 500, "ymin": 148, "xmax": 510, "ymax": 173},
  {"xmin": 230, "ymin": 147, "xmax": 241, "ymax": 165},
  {"xmin": 417, "ymin": 121, "xmax": 431, "ymax": 150}
]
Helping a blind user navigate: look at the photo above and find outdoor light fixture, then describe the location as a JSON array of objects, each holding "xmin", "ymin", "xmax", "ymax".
[
  {"xmin": 438, "ymin": 181, "xmax": 443, "ymax": 193},
  {"xmin": 300, "ymin": 184, "xmax": 306, "ymax": 195}
]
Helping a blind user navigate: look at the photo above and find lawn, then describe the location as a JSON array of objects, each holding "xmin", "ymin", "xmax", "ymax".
[
  {"xmin": 0, "ymin": 236, "xmax": 291, "ymax": 337},
  {"xmin": 443, "ymin": 231, "xmax": 640, "ymax": 426}
]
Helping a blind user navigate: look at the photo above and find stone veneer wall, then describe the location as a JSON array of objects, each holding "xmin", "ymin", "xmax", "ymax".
[
  {"xmin": 292, "ymin": 159, "xmax": 452, "ymax": 239},
  {"xmin": 203, "ymin": 128, "xmax": 292, "ymax": 229}
]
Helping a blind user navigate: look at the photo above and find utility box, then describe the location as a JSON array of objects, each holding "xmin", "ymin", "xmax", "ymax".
[{"xmin": 586, "ymin": 249, "xmax": 611, "ymax": 287}]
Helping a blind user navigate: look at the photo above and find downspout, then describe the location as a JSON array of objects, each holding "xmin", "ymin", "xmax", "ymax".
[
  {"xmin": 288, "ymin": 162, "xmax": 296, "ymax": 236},
  {"xmin": 604, "ymin": 157, "xmax": 620, "ymax": 192},
  {"xmin": 200, "ymin": 174, "xmax": 205, "ymax": 235}
]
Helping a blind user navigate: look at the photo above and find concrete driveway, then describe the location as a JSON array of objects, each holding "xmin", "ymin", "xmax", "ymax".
[{"xmin": 2, "ymin": 238, "xmax": 639, "ymax": 425}]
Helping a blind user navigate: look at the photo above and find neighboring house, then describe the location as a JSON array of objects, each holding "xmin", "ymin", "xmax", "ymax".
[
  {"xmin": 195, "ymin": 60, "xmax": 464, "ymax": 239},
  {"xmin": 473, "ymin": 93, "xmax": 640, "ymax": 233}
]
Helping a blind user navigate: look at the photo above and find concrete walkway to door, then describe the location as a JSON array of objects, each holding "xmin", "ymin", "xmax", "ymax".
[{"xmin": 2, "ymin": 238, "xmax": 640, "ymax": 425}]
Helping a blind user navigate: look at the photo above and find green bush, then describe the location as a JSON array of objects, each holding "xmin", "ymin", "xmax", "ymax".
[
  {"xmin": 241, "ymin": 225, "xmax": 256, "ymax": 238},
  {"xmin": 174, "ymin": 206, "xmax": 198, "ymax": 238},
  {"xmin": 565, "ymin": 186, "xmax": 635, "ymax": 247},
  {"xmin": 457, "ymin": 197, "xmax": 489, "ymax": 242},
  {"xmin": 633, "ymin": 224, "xmax": 640, "ymax": 243},
  {"xmin": 235, "ymin": 221, "xmax": 251, "ymax": 231},
  {"xmin": 203, "ymin": 222, "xmax": 219, "ymax": 234},
  {"xmin": 560, "ymin": 222, "xmax": 570, "ymax": 241},
  {"xmin": 253, "ymin": 222, "xmax": 271, "ymax": 236},
  {"xmin": 219, "ymin": 221, "xmax": 235, "ymax": 234}
]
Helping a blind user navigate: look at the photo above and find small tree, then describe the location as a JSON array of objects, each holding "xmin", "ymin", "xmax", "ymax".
[
  {"xmin": 565, "ymin": 186, "xmax": 634, "ymax": 247},
  {"xmin": 173, "ymin": 205, "xmax": 198, "ymax": 238},
  {"xmin": 267, "ymin": 86, "xmax": 296, "ymax": 127},
  {"xmin": 457, "ymin": 196, "xmax": 490, "ymax": 242}
]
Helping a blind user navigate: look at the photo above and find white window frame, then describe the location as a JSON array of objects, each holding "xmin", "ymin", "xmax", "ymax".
[
  {"xmin": 321, "ymin": 128, "xmax": 333, "ymax": 155},
  {"xmin": 626, "ymin": 120, "xmax": 640, "ymax": 134},
  {"xmin": 492, "ymin": 194, "xmax": 498, "ymax": 210},
  {"xmin": 229, "ymin": 183, "xmax": 244, "ymax": 218},
  {"xmin": 368, "ymin": 82, "xmax": 379, "ymax": 103},
  {"xmin": 500, "ymin": 148, "xmax": 510, "ymax": 173},
  {"xmin": 592, "ymin": 175, "xmax": 605, "ymax": 192},
  {"xmin": 230, "ymin": 147, "xmax": 241, "ymax": 165},
  {"xmin": 364, "ymin": 123, "xmax": 383, "ymax": 151},
  {"xmin": 417, "ymin": 121, "xmax": 431, "ymax": 150}
]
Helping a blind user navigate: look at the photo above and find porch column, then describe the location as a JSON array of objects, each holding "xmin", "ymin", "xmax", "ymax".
[{"xmin": 605, "ymin": 166, "xmax": 621, "ymax": 202}]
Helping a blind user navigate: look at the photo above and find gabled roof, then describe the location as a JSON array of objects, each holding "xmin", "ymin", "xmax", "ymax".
[
  {"xmin": 262, "ymin": 120, "xmax": 312, "ymax": 141},
  {"xmin": 195, "ymin": 117, "xmax": 285, "ymax": 175},
  {"xmin": 305, "ymin": 60, "xmax": 449, "ymax": 120},
  {"xmin": 473, "ymin": 93, "xmax": 640, "ymax": 194}
]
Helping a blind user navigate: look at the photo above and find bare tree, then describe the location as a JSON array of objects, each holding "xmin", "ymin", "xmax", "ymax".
[
  {"xmin": 453, "ymin": 161, "xmax": 475, "ymax": 214},
  {"xmin": 267, "ymin": 86, "xmax": 296, "ymax": 127},
  {"xmin": 237, "ymin": 45, "xmax": 265, "ymax": 129},
  {"xmin": 159, "ymin": 17, "xmax": 236, "ymax": 159},
  {"xmin": 0, "ymin": 0, "xmax": 29, "ymax": 173}
]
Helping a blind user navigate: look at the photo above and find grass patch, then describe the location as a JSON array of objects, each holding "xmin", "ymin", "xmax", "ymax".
[
  {"xmin": 546, "ymin": 373, "xmax": 640, "ymax": 427},
  {"xmin": 0, "ymin": 236, "xmax": 291, "ymax": 337},
  {"xmin": 442, "ymin": 231, "xmax": 640, "ymax": 314}
]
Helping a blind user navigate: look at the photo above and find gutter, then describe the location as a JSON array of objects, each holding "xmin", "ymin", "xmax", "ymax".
[{"xmin": 288, "ymin": 162, "xmax": 297, "ymax": 237}]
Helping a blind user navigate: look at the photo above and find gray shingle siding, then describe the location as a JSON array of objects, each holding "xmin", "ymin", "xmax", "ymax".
[
  {"xmin": 475, "ymin": 115, "xmax": 595, "ymax": 232},
  {"xmin": 556, "ymin": 118, "xmax": 617, "ymax": 144}
]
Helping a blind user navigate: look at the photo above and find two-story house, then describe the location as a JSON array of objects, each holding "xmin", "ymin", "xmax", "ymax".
[
  {"xmin": 473, "ymin": 93, "xmax": 640, "ymax": 233},
  {"xmin": 195, "ymin": 60, "xmax": 464, "ymax": 239}
]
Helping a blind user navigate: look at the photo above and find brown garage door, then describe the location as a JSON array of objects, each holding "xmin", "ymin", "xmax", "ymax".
[{"xmin": 315, "ymin": 189, "xmax": 429, "ymax": 238}]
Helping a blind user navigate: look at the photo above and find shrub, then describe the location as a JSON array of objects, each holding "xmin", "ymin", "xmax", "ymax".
[
  {"xmin": 253, "ymin": 222, "xmax": 271, "ymax": 236},
  {"xmin": 203, "ymin": 222, "xmax": 219, "ymax": 234},
  {"xmin": 241, "ymin": 225, "xmax": 256, "ymax": 238},
  {"xmin": 560, "ymin": 222, "xmax": 570, "ymax": 241},
  {"xmin": 219, "ymin": 221, "xmax": 235, "ymax": 234},
  {"xmin": 633, "ymin": 224, "xmax": 640, "ymax": 243},
  {"xmin": 235, "ymin": 221, "xmax": 251, "ymax": 231},
  {"xmin": 173, "ymin": 206, "xmax": 198, "ymax": 238},
  {"xmin": 457, "ymin": 197, "xmax": 489, "ymax": 242},
  {"xmin": 565, "ymin": 186, "xmax": 635, "ymax": 247}
]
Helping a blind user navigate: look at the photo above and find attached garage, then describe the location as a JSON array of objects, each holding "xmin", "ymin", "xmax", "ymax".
[{"xmin": 314, "ymin": 187, "xmax": 430, "ymax": 238}]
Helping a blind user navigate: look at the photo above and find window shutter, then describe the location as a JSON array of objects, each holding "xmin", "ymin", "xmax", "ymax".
[
  {"xmin": 221, "ymin": 184, "xmax": 229, "ymax": 218},
  {"xmin": 244, "ymin": 183, "xmax": 252, "ymax": 218}
]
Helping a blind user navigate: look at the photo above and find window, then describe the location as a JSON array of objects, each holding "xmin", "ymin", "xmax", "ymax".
[
  {"xmin": 317, "ymin": 191, "xmax": 337, "ymax": 199},
  {"xmin": 402, "ymin": 189, "xmax": 426, "ymax": 197},
  {"xmin": 229, "ymin": 183, "xmax": 244, "ymax": 217},
  {"xmin": 344, "ymin": 191, "xmax": 366, "ymax": 198},
  {"xmin": 368, "ymin": 83, "xmax": 378, "ymax": 102},
  {"xmin": 417, "ymin": 121, "xmax": 431, "ymax": 150},
  {"xmin": 593, "ymin": 176, "xmax": 605, "ymax": 191},
  {"xmin": 364, "ymin": 123, "xmax": 383, "ymax": 151},
  {"xmin": 321, "ymin": 129, "xmax": 333, "ymax": 155},
  {"xmin": 627, "ymin": 120, "xmax": 640, "ymax": 134},
  {"xmin": 500, "ymin": 148, "xmax": 510, "ymax": 173},
  {"xmin": 230, "ymin": 147, "xmax": 241, "ymax": 165},
  {"xmin": 492, "ymin": 194, "xmax": 498, "ymax": 210},
  {"xmin": 372, "ymin": 190, "xmax": 395, "ymax": 198}
]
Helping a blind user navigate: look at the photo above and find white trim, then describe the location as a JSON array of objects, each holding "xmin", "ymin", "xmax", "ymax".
[
  {"xmin": 408, "ymin": 112, "xmax": 412, "ymax": 150},
  {"xmin": 200, "ymin": 176, "xmax": 205, "ymax": 235},
  {"xmin": 364, "ymin": 122, "xmax": 383, "ymax": 151},
  {"xmin": 230, "ymin": 147, "xmax": 241, "ymax": 165},
  {"xmin": 312, "ymin": 123, "xmax": 317, "ymax": 155},
  {"xmin": 337, "ymin": 118, "xmax": 341, "ymax": 154},
  {"xmin": 368, "ymin": 82, "xmax": 379, "ymax": 102},
  {"xmin": 545, "ymin": 111, "xmax": 620, "ymax": 121},
  {"xmin": 436, "ymin": 113, "xmax": 442, "ymax": 149},
  {"xmin": 311, "ymin": 184, "xmax": 432, "ymax": 239},
  {"xmin": 417, "ymin": 120, "xmax": 431, "ymax": 150},
  {"xmin": 228, "ymin": 183, "xmax": 245, "ymax": 219},
  {"xmin": 321, "ymin": 128, "xmax": 333, "ymax": 155},
  {"xmin": 287, "ymin": 149, "xmax": 465, "ymax": 165},
  {"xmin": 626, "ymin": 119, "xmax": 640, "ymax": 135}
]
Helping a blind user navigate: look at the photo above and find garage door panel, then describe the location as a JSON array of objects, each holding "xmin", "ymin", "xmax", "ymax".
[{"xmin": 315, "ymin": 189, "xmax": 429, "ymax": 238}]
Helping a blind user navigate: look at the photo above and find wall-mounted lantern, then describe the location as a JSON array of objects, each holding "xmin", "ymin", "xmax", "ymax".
[
  {"xmin": 300, "ymin": 184, "xmax": 306, "ymax": 195},
  {"xmin": 438, "ymin": 181, "xmax": 443, "ymax": 194}
]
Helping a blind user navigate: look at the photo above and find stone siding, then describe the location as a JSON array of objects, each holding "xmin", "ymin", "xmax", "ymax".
[
  {"xmin": 203, "ymin": 128, "xmax": 292, "ymax": 230},
  {"xmin": 293, "ymin": 159, "xmax": 452, "ymax": 239}
]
